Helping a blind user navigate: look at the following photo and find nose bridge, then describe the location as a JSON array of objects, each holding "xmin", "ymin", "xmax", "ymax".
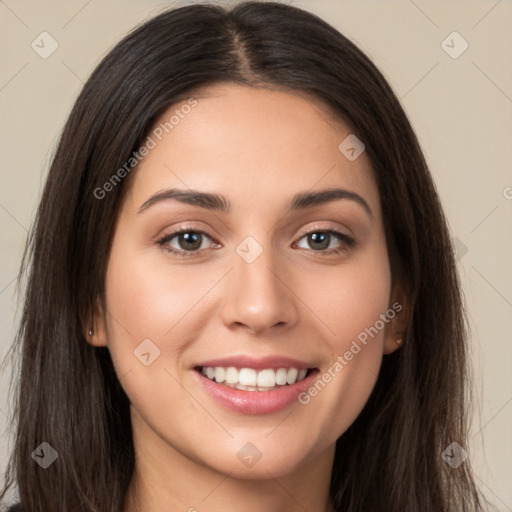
[{"xmin": 221, "ymin": 234, "xmax": 297, "ymax": 333}]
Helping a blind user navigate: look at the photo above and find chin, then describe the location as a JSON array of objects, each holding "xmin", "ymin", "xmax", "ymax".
[{"xmin": 193, "ymin": 434, "xmax": 322, "ymax": 480}]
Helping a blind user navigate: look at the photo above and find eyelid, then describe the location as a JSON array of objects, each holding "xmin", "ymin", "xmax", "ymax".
[{"xmin": 294, "ymin": 221, "xmax": 351, "ymax": 240}]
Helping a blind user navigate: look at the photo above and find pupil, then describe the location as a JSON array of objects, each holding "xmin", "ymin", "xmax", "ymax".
[
  {"xmin": 310, "ymin": 232, "xmax": 329, "ymax": 250},
  {"xmin": 180, "ymin": 232, "xmax": 201, "ymax": 250}
]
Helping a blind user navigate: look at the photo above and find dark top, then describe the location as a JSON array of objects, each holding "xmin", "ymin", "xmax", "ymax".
[{"xmin": 7, "ymin": 506, "xmax": 22, "ymax": 511}]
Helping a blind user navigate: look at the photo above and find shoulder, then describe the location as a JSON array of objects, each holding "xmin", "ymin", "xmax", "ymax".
[{"xmin": 6, "ymin": 505, "xmax": 23, "ymax": 511}]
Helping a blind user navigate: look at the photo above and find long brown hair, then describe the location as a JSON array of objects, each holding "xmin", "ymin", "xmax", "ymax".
[{"xmin": 1, "ymin": 2, "xmax": 487, "ymax": 511}]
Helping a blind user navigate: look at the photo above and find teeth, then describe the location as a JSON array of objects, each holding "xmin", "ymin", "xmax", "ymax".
[
  {"xmin": 225, "ymin": 367, "xmax": 238, "ymax": 384},
  {"xmin": 275, "ymin": 368, "xmax": 288, "ymax": 385},
  {"xmin": 214, "ymin": 367, "xmax": 226, "ymax": 383},
  {"xmin": 286, "ymin": 368, "xmax": 298, "ymax": 385},
  {"xmin": 257, "ymin": 369, "xmax": 275, "ymax": 387},
  {"xmin": 201, "ymin": 366, "xmax": 309, "ymax": 389},
  {"xmin": 239, "ymin": 368, "xmax": 257, "ymax": 386}
]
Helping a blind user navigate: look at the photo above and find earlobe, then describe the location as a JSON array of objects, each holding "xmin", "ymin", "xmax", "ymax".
[
  {"xmin": 86, "ymin": 325, "xmax": 108, "ymax": 347},
  {"xmin": 383, "ymin": 335, "xmax": 404, "ymax": 355},
  {"xmin": 383, "ymin": 279, "xmax": 410, "ymax": 355},
  {"xmin": 85, "ymin": 299, "xmax": 108, "ymax": 347}
]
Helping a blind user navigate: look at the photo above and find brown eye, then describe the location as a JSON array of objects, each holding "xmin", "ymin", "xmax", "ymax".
[
  {"xmin": 173, "ymin": 231, "xmax": 203, "ymax": 251},
  {"xmin": 295, "ymin": 230, "xmax": 356, "ymax": 254},
  {"xmin": 158, "ymin": 229, "xmax": 216, "ymax": 257}
]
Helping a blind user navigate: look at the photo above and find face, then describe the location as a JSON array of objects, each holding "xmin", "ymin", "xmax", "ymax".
[{"xmin": 90, "ymin": 83, "xmax": 407, "ymax": 480}]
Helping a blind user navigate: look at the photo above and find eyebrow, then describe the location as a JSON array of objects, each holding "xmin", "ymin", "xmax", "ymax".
[{"xmin": 137, "ymin": 187, "xmax": 373, "ymax": 219}]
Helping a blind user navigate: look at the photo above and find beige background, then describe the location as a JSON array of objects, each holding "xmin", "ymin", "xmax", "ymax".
[{"xmin": 1, "ymin": 0, "xmax": 511, "ymax": 509}]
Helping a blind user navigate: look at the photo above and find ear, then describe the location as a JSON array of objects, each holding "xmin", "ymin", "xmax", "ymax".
[
  {"xmin": 383, "ymin": 279, "xmax": 410, "ymax": 355},
  {"xmin": 84, "ymin": 297, "xmax": 108, "ymax": 347}
]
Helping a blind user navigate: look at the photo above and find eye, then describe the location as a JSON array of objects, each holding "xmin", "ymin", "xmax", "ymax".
[
  {"xmin": 294, "ymin": 227, "xmax": 356, "ymax": 255},
  {"xmin": 157, "ymin": 228, "xmax": 218, "ymax": 258}
]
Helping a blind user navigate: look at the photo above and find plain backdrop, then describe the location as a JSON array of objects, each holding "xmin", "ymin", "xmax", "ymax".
[{"xmin": 1, "ymin": 0, "xmax": 511, "ymax": 509}]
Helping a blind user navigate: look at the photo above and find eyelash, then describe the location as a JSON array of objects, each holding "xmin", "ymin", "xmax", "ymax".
[{"xmin": 157, "ymin": 224, "xmax": 356, "ymax": 259}]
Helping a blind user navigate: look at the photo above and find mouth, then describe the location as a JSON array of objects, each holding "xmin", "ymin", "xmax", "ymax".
[
  {"xmin": 192, "ymin": 356, "xmax": 320, "ymax": 415},
  {"xmin": 195, "ymin": 365, "xmax": 315, "ymax": 392}
]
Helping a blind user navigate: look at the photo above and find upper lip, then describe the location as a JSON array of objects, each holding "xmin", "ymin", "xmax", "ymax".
[{"xmin": 194, "ymin": 355, "xmax": 317, "ymax": 371}]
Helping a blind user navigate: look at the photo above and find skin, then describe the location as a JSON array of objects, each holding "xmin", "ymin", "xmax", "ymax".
[{"xmin": 88, "ymin": 83, "xmax": 408, "ymax": 512}]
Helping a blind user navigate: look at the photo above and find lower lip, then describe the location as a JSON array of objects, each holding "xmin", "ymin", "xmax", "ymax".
[{"xmin": 195, "ymin": 369, "xmax": 318, "ymax": 415}]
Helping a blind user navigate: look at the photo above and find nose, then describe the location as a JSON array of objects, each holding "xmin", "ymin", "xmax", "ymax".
[{"xmin": 220, "ymin": 243, "xmax": 298, "ymax": 335}]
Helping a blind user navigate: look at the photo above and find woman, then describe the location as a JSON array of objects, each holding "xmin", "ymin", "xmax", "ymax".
[{"xmin": 0, "ymin": 1, "xmax": 487, "ymax": 511}]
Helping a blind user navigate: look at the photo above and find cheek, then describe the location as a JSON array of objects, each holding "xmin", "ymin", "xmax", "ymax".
[
  {"xmin": 294, "ymin": 245, "xmax": 392, "ymax": 441},
  {"xmin": 331, "ymin": 263, "xmax": 391, "ymax": 348},
  {"xmin": 299, "ymin": 238, "xmax": 392, "ymax": 353},
  {"xmin": 101, "ymin": 246, "xmax": 212, "ymax": 440},
  {"xmin": 102, "ymin": 239, "xmax": 231, "ymax": 409},
  {"xmin": 101, "ymin": 239, "xmax": 185, "ymax": 382},
  {"xmin": 104, "ymin": 243, "xmax": 216, "ymax": 341}
]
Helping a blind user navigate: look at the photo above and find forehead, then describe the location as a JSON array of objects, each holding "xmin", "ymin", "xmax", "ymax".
[{"xmin": 123, "ymin": 83, "xmax": 381, "ymax": 218}]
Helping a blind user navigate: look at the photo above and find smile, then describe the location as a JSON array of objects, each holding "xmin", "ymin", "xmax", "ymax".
[
  {"xmin": 193, "ymin": 355, "xmax": 319, "ymax": 414},
  {"xmin": 199, "ymin": 366, "xmax": 310, "ymax": 391}
]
